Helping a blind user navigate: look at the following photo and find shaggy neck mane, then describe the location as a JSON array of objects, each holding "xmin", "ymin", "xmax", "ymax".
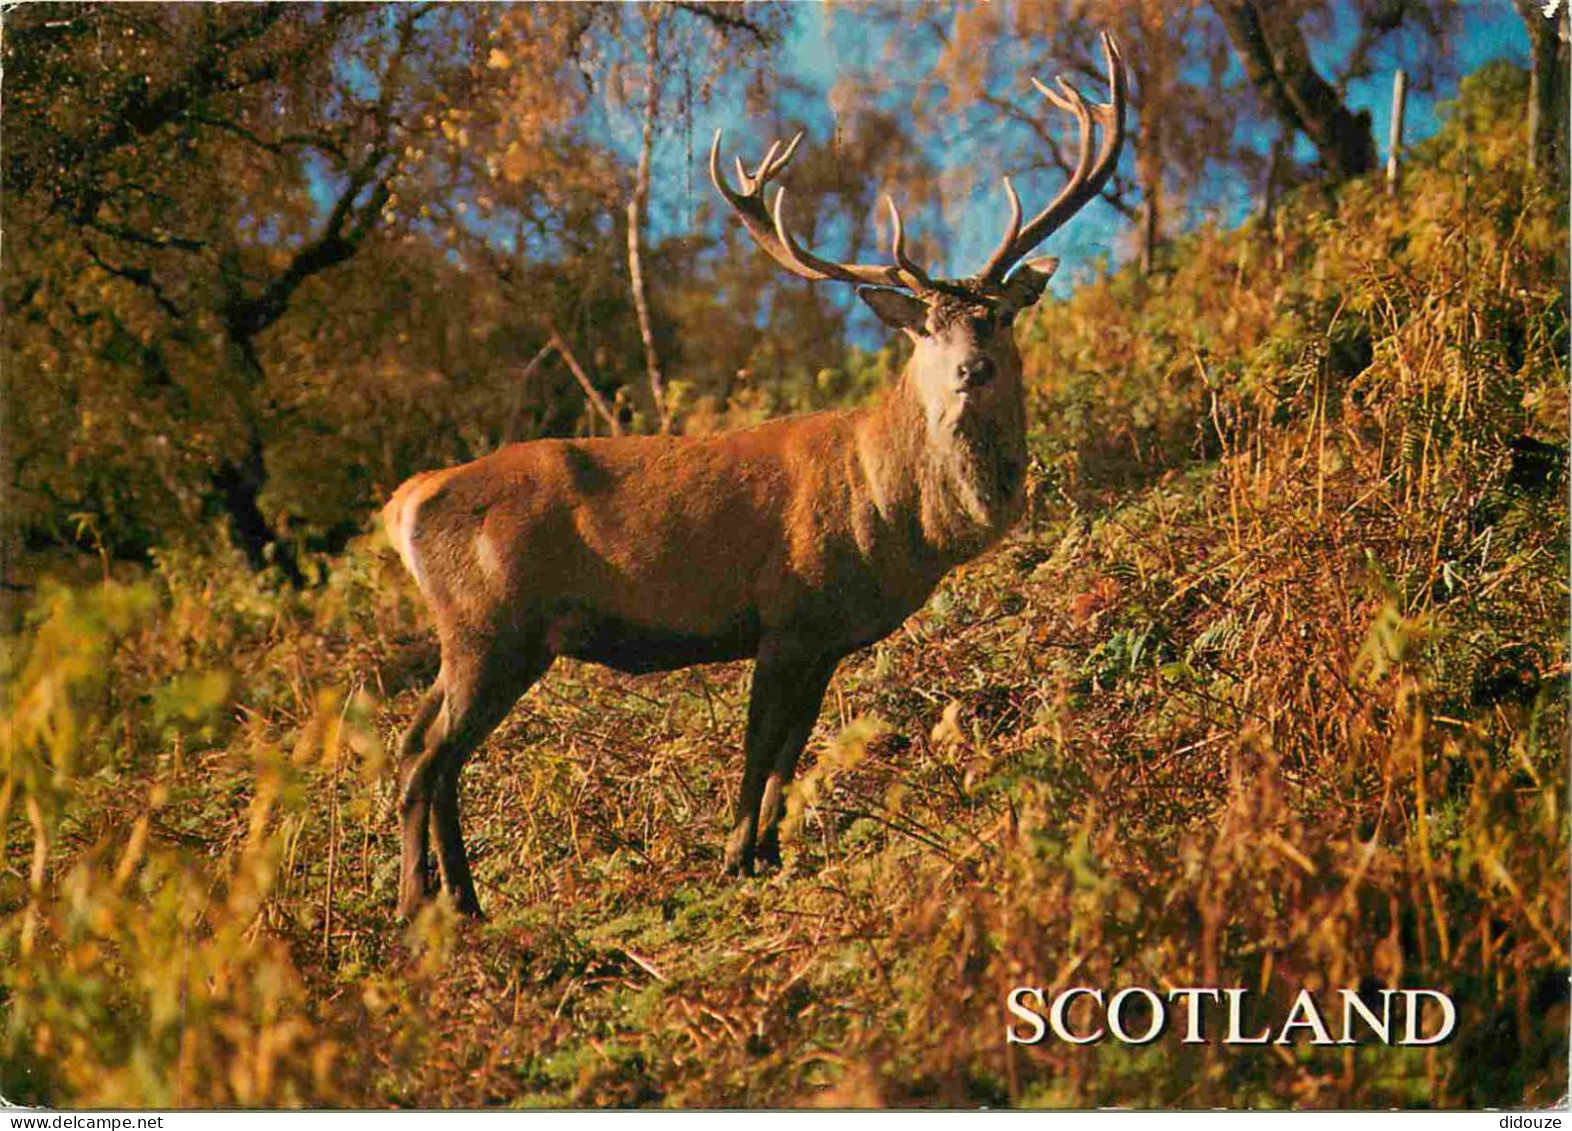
[{"xmin": 855, "ymin": 366, "xmax": 1027, "ymax": 563}]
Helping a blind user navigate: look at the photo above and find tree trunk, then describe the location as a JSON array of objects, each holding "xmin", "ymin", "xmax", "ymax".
[
  {"xmin": 213, "ymin": 335, "xmax": 304, "ymax": 585},
  {"xmin": 628, "ymin": 7, "xmax": 671, "ymax": 433},
  {"xmin": 1139, "ymin": 196, "xmax": 1159, "ymax": 276},
  {"xmin": 1516, "ymin": 0, "xmax": 1568, "ymax": 181},
  {"xmin": 212, "ymin": 432, "xmax": 287, "ymax": 580},
  {"xmin": 1385, "ymin": 69, "xmax": 1407, "ymax": 196},
  {"xmin": 1212, "ymin": 0, "xmax": 1377, "ymax": 183},
  {"xmin": 1262, "ymin": 129, "xmax": 1288, "ymax": 229},
  {"xmin": 1136, "ymin": 3, "xmax": 1168, "ymax": 277}
]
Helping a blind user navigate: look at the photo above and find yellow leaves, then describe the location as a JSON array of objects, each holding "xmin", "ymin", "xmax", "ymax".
[
  {"xmin": 930, "ymin": 699, "xmax": 965, "ymax": 747},
  {"xmin": 405, "ymin": 897, "xmax": 461, "ymax": 979},
  {"xmin": 153, "ymin": 668, "xmax": 232, "ymax": 733},
  {"xmin": 5, "ymin": 774, "xmax": 346, "ymax": 1105},
  {"xmin": 940, "ymin": 3, "xmax": 1002, "ymax": 106},
  {"xmin": 112, "ymin": 814, "xmax": 151, "ymax": 890},
  {"xmin": 289, "ymin": 686, "xmax": 386, "ymax": 823},
  {"xmin": 782, "ymin": 714, "xmax": 887, "ymax": 846},
  {"xmin": 1352, "ymin": 599, "xmax": 1428, "ymax": 687},
  {"xmin": 5, "ymin": 580, "xmax": 157, "ymax": 784},
  {"xmin": 487, "ymin": 47, "xmax": 511, "ymax": 70},
  {"xmin": 360, "ymin": 978, "xmax": 394, "ymax": 1017}
]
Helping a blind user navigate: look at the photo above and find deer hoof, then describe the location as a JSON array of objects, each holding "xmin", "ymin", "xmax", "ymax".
[
  {"xmin": 755, "ymin": 833, "xmax": 782, "ymax": 870},
  {"xmin": 722, "ymin": 847, "xmax": 755, "ymax": 878}
]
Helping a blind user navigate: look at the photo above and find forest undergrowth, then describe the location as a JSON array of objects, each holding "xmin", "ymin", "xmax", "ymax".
[{"xmin": 2, "ymin": 65, "xmax": 1567, "ymax": 1109}]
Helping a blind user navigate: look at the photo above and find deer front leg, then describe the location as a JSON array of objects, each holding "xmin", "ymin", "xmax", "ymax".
[
  {"xmin": 756, "ymin": 657, "xmax": 839, "ymax": 868},
  {"xmin": 726, "ymin": 650, "xmax": 838, "ymax": 875}
]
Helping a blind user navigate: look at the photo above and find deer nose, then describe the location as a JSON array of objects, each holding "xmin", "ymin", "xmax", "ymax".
[{"xmin": 958, "ymin": 356, "xmax": 995, "ymax": 389}]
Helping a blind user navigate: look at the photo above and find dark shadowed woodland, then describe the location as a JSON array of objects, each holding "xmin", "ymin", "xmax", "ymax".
[{"xmin": 2, "ymin": 0, "xmax": 1568, "ymax": 1109}]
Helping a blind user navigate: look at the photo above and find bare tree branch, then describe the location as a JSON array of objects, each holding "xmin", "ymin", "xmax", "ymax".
[
  {"xmin": 224, "ymin": 155, "xmax": 391, "ymax": 340},
  {"xmin": 504, "ymin": 341, "xmax": 559, "ymax": 444},
  {"xmin": 220, "ymin": 5, "xmax": 427, "ymax": 342},
  {"xmin": 670, "ymin": 1, "xmax": 777, "ymax": 47},
  {"xmin": 85, "ymin": 217, "xmax": 206, "ymax": 254},
  {"xmin": 80, "ymin": 238, "xmax": 185, "ymax": 320},
  {"xmin": 182, "ymin": 112, "xmax": 351, "ymax": 163},
  {"xmin": 548, "ymin": 326, "xmax": 623, "ymax": 437}
]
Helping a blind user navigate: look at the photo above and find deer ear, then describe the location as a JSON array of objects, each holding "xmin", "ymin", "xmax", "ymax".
[
  {"xmin": 858, "ymin": 287, "xmax": 930, "ymax": 337},
  {"xmin": 1000, "ymin": 256, "xmax": 1059, "ymax": 316}
]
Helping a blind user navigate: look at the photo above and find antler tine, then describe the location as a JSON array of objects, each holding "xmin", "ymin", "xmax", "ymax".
[
  {"xmin": 1102, "ymin": 29, "xmax": 1124, "ymax": 102},
  {"xmin": 751, "ymin": 139, "xmax": 784, "ymax": 186},
  {"xmin": 976, "ymin": 83, "xmax": 1091, "ymax": 283},
  {"xmin": 765, "ymin": 131, "xmax": 804, "ymax": 179},
  {"xmin": 1035, "ymin": 73, "xmax": 1080, "ymax": 115},
  {"xmin": 710, "ymin": 129, "xmax": 747, "ymax": 204},
  {"xmin": 976, "ymin": 32, "xmax": 1128, "ymax": 286},
  {"xmin": 1085, "ymin": 32, "xmax": 1124, "ymax": 132},
  {"xmin": 980, "ymin": 75, "xmax": 1094, "ymax": 278},
  {"xmin": 886, "ymin": 196, "xmax": 935, "ymax": 292},
  {"xmin": 996, "ymin": 176, "xmax": 1023, "ymax": 255}
]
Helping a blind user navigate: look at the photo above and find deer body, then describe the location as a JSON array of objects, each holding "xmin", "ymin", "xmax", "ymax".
[
  {"xmin": 389, "ymin": 36, "xmax": 1125, "ymax": 918},
  {"xmin": 386, "ymin": 369, "xmax": 1026, "ymax": 673}
]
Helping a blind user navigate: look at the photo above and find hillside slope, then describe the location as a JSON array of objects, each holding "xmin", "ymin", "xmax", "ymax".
[{"xmin": 2, "ymin": 64, "xmax": 1566, "ymax": 1109}]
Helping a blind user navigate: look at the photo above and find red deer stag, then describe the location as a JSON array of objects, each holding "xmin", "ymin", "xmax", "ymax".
[{"xmin": 385, "ymin": 35, "xmax": 1126, "ymax": 917}]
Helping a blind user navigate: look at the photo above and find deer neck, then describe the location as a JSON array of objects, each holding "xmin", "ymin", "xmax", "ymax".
[{"xmin": 856, "ymin": 367, "xmax": 1028, "ymax": 565}]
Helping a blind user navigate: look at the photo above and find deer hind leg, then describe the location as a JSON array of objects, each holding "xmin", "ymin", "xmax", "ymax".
[
  {"xmin": 426, "ymin": 639, "xmax": 553, "ymax": 918},
  {"xmin": 726, "ymin": 650, "xmax": 838, "ymax": 876},
  {"xmin": 396, "ymin": 680, "xmax": 448, "ymax": 920}
]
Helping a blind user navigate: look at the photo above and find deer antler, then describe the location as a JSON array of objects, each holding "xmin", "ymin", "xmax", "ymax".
[
  {"xmin": 710, "ymin": 129, "xmax": 934, "ymax": 293},
  {"xmin": 712, "ymin": 32, "xmax": 1124, "ymax": 294},
  {"xmin": 976, "ymin": 31, "xmax": 1127, "ymax": 286}
]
